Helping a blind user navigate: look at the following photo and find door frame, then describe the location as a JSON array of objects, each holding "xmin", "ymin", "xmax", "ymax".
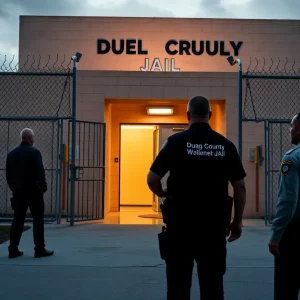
[{"xmin": 118, "ymin": 122, "xmax": 188, "ymax": 211}]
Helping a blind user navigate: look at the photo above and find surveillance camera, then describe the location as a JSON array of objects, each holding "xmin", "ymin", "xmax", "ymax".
[
  {"xmin": 72, "ymin": 52, "xmax": 82, "ymax": 63},
  {"xmin": 227, "ymin": 56, "xmax": 236, "ymax": 66},
  {"xmin": 75, "ymin": 52, "xmax": 82, "ymax": 62}
]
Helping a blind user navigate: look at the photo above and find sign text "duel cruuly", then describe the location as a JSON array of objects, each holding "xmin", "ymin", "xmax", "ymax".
[{"xmin": 97, "ymin": 39, "xmax": 243, "ymax": 56}]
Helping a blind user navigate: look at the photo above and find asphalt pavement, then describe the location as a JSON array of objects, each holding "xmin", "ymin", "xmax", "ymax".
[{"xmin": 0, "ymin": 221, "xmax": 286, "ymax": 300}]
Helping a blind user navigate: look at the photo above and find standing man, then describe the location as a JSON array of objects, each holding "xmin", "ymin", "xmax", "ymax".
[
  {"xmin": 6, "ymin": 128, "xmax": 54, "ymax": 259},
  {"xmin": 269, "ymin": 113, "xmax": 300, "ymax": 300},
  {"xmin": 147, "ymin": 96, "xmax": 247, "ymax": 300}
]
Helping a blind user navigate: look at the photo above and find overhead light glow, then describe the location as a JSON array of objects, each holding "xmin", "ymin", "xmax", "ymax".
[
  {"xmin": 121, "ymin": 125, "xmax": 157, "ymax": 130},
  {"xmin": 146, "ymin": 107, "xmax": 174, "ymax": 116}
]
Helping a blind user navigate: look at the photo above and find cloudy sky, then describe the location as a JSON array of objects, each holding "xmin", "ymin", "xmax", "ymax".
[{"xmin": 0, "ymin": 0, "xmax": 299, "ymax": 56}]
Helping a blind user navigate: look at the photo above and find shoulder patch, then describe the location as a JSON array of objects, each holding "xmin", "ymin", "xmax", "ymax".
[{"xmin": 281, "ymin": 160, "xmax": 293, "ymax": 175}]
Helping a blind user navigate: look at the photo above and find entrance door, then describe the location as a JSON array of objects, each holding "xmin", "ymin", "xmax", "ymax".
[
  {"xmin": 152, "ymin": 125, "xmax": 186, "ymax": 212},
  {"xmin": 120, "ymin": 125, "xmax": 158, "ymax": 206}
]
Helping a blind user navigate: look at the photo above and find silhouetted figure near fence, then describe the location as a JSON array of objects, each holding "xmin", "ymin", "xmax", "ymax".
[{"xmin": 6, "ymin": 128, "xmax": 54, "ymax": 258}]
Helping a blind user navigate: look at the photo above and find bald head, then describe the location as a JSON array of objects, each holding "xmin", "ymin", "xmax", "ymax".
[
  {"xmin": 20, "ymin": 128, "xmax": 34, "ymax": 144},
  {"xmin": 187, "ymin": 96, "xmax": 211, "ymax": 123},
  {"xmin": 292, "ymin": 113, "xmax": 300, "ymax": 127},
  {"xmin": 290, "ymin": 113, "xmax": 300, "ymax": 144}
]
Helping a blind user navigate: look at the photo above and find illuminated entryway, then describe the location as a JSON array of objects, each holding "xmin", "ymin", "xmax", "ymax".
[
  {"xmin": 119, "ymin": 124, "xmax": 186, "ymax": 211},
  {"xmin": 104, "ymin": 98, "xmax": 225, "ymax": 217}
]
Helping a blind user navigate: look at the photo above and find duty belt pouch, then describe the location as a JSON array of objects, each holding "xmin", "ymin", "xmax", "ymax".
[
  {"xmin": 158, "ymin": 226, "xmax": 171, "ymax": 260},
  {"xmin": 160, "ymin": 196, "xmax": 174, "ymax": 225}
]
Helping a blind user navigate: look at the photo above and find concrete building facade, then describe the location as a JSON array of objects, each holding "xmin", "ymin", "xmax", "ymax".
[{"xmin": 17, "ymin": 16, "xmax": 300, "ymax": 219}]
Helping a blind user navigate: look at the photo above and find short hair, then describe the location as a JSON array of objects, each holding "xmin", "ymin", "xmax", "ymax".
[
  {"xmin": 187, "ymin": 96, "xmax": 210, "ymax": 117},
  {"xmin": 20, "ymin": 128, "xmax": 34, "ymax": 141}
]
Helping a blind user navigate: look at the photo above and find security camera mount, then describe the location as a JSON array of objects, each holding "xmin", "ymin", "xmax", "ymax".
[
  {"xmin": 227, "ymin": 56, "xmax": 241, "ymax": 67},
  {"xmin": 71, "ymin": 52, "xmax": 83, "ymax": 64}
]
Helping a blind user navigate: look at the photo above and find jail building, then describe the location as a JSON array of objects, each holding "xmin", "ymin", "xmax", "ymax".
[{"xmin": 0, "ymin": 16, "xmax": 299, "ymax": 223}]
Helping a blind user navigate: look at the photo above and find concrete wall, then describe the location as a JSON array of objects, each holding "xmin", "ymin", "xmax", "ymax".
[
  {"xmin": 72, "ymin": 70, "xmax": 263, "ymax": 218},
  {"xmin": 19, "ymin": 16, "xmax": 300, "ymax": 72}
]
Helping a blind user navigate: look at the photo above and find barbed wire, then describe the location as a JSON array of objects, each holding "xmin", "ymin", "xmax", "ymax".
[
  {"xmin": 0, "ymin": 54, "xmax": 72, "ymax": 73},
  {"xmin": 243, "ymin": 57, "xmax": 300, "ymax": 121},
  {"xmin": 245, "ymin": 57, "xmax": 300, "ymax": 75},
  {"xmin": 0, "ymin": 54, "xmax": 73, "ymax": 118}
]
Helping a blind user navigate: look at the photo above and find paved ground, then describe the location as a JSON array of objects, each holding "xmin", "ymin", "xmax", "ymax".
[{"xmin": 0, "ymin": 221, "xmax": 286, "ymax": 299}]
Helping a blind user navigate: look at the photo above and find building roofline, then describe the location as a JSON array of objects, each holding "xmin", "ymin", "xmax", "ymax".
[{"xmin": 18, "ymin": 15, "xmax": 300, "ymax": 22}]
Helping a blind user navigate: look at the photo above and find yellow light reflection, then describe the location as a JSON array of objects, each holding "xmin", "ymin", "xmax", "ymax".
[
  {"xmin": 121, "ymin": 125, "xmax": 157, "ymax": 130},
  {"xmin": 146, "ymin": 107, "xmax": 174, "ymax": 116}
]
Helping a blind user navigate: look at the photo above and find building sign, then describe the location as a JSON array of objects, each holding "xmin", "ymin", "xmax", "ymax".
[
  {"xmin": 96, "ymin": 39, "xmax": 243, "ymax": 72},
  {"xmin": 140, "ymin": 58, "xmax": 179, "ymax": 72}
]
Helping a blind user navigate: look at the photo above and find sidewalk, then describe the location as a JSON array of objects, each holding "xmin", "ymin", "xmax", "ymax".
[{"xmin": 0, "ymin": 221, "xmax": 276, "ymax": 299}]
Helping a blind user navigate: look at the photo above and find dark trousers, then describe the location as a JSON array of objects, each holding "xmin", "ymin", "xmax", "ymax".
[
  {"xmin": 165, "ymin": 232, "xmax": 227, "ymax": 300},
  {"xmin": 9, "ymin": 195, "xmax": 45, "ymax": 251},
  {"xmin": 274, "ymin": 219, "xmax": 300, "ymax": 300}
]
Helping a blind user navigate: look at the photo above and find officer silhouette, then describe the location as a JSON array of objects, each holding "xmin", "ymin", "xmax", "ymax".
[
  {"xmin": 269, "ymin": 113, "xmax": 300, "ymax": 300},
  {"xmin": 147, "ymin": 96, "xmax": 247, "ymax": 300}
]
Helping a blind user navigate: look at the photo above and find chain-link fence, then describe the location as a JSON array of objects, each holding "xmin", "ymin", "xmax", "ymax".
[
  {"xmin": 241, "ymin": 57, "xmax": 300, "ymax": 224},
  {"xmin": 264, "ymin": 121, "xmax": 291, "ymax": 222},
  {"xmin": 0, "ymin": 120, "xmax": 62, "ymax": 221},
  {"xmin": 243, "ymin": 58, "xmax": 300, "ymax": 121},
  {"xmin": 0, "ymin": 54, "xmax": 73, "ymax": 222}
]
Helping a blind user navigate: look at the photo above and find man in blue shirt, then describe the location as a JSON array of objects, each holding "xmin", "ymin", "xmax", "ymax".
[{"xmin": 269, "ymin": 113, "xmax": 300, "ymax": 299}]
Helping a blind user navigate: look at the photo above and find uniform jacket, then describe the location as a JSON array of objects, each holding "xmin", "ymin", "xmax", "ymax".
[
  {"xmin": 5, "ymin": 141, "xmax": 47, "ymax": 197},
  {"xmin": 150, "ymin": 122, "xmax": 246, "ymax": 226},
  {"xmin": 271, "ymin": 144, "xmax": 300, "ymax": 243}
]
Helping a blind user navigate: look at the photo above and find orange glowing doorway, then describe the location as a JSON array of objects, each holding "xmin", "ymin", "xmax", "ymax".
[
  {"xmin": 104, "ymin": 98, "xmax": 225, "ymax": 215},
  {"xmin": 119, "ymin": 123, "xmax": 187, "ymax": 212}
]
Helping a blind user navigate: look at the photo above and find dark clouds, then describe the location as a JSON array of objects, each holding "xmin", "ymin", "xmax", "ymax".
[
  {"xmin": 0, "ymin": 0, "xmax": 300, "ymax": 55},
  {"xmin": 196, "ymin": 0, "xmax": 232, "ymax": 18},
  {"xmin": 0, "ymin": 0, "xmax": 175, "ymax": 18},
  {"xmin": 1, "ymin": 0, "xmax": 82, "ymax": 16},
  {"xmin": 0, "ymin": 0, "xmax": 174, "ymax": 55},
  {"xmin": 241, "ymin": 0, "xmax": 300, "ymax": 19},
  {"xmin": 195, "ymin": 0, "xmax": 300, "ymax": 19},
  {"xmin": 93, "ymin": 1, "xmax": 175, "ymax": 18}
]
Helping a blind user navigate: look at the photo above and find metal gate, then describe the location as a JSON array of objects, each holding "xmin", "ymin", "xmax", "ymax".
[
  {"xmin": 265, "ymin": 120, "xmax": 291, "ymax": 224},
  {"xmin": 0, "ymin": 119, "xmax": 63, "ymax": 222},
  {"xmin": 66, "ymin": 120, "xmax": 106, "ymax": 222}
]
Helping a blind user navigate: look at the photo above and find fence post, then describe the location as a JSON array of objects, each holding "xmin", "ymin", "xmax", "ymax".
[
  {"xmin": 264, "ymin": 121, "xmax": 269, "ymax": 225},
  {"xmin": 237, "ymin": 61, "xmax": 243, "ymax": 159},
  {"xmin": 267, "ymin": 122, "xmax": 271, "ymax": 225},
  {"xmin": 70, "ymin": 56, "xmax": 77, "ymax": 226},
  {"xmin": 55, "ymin": 119, "xmax": 61, "ymax": 224},
  {"xmin": 227, "ymin": 56, "xmax": 243, "ymax": 158}
]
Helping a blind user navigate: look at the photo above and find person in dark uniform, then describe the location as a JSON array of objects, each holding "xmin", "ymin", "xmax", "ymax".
[
  {"xmin": 269, "ymin": 113, "xmax": 300, "ymax": 300},
  {"xmin": 6, "ymin": 128, "xmax": 54, "ymax": 259},
  {"xmin": 147, "ymin": 96, "xmax": 247, "ymax": 300}
]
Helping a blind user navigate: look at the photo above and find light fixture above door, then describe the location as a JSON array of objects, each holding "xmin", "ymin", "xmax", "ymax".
[{"xmin": 146, "ymin": 106, "xmax": 174, "ymax": 116}]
